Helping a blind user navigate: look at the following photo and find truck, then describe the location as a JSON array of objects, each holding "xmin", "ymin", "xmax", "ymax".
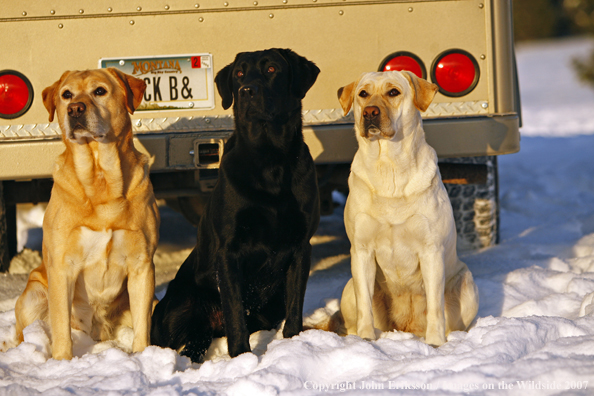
[{"xmin": 0, "ymin": 0, "xmax": 521, "ymax": 271}]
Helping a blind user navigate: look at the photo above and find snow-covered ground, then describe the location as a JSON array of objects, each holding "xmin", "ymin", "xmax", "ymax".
[{"xmin": 2, "ymin": 37, "xmax": 594, "ymax": 395}]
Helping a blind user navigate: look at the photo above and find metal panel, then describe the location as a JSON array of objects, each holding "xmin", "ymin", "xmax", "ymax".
[
  {"xmin": 1, "ymin": 0, "xmax": 519, "ymax": 182},
  {"xmin": 491, "ymin": 0, "xmax": 517, "ymax": 115},
  {"xmin": 1, "ymin": 0, "xmax": 493, "ymax": 126}
]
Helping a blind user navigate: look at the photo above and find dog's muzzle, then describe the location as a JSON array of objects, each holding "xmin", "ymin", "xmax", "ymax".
[
  {"xmin": 363, "ymin": 106, "xmax": 382, "ymax": 137},
  {"xmin": 66, "ymin": 102, "xmax": 105, "ymax": 141},
  {"xmin": 237, "ymin": 84, "xmax": 271, "ymax": 120}
]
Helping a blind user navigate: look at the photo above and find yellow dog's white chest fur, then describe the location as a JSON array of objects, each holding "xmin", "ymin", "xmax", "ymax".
[
  {"xmin": 75, "ymin": 227, "xmax": 128, "ymax": 299},
  {"xmin": 69, "ymin": 226, "xmax": 131, "ymax": 339}
]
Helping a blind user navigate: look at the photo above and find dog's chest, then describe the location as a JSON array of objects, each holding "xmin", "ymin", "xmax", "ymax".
[
  {"xmin": 75, "ymin": 226, "xmax": 128, "ymax": 303},
  {"xmin": 234, "ymin": 202, "xmax": 307, "ymax": 248}
]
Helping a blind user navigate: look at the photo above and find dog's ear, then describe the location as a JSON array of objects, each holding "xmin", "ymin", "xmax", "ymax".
[
  {"xmin": 107, "ymin": 68, "xmax": 147, "ymax": 114},
  {"xmin": 337, "ymin": 80, "xmax": 358, "ymax": 116},
  {"xmin": 401, "ymin": 71, "xmax": 438, "ymax": 112},
  {"xmin": 215, "ymin": 62, "xmax": 235, "ymax": 110},
  {"xmin": 42, "ymin": 71, "xmax": 71, "ymax": 122},
  {"xmin": 275, "ymin": 48, "xmax": 320, "ymax": 100}
]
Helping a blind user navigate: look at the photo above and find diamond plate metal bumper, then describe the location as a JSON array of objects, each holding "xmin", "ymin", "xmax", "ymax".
[{"xmin": 0, "ymin": 103, "xmax": 488, "ymax": 141}]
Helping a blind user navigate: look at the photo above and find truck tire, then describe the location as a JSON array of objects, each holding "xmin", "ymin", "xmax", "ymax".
[{"xmin": 441, "ymin": 156, "xmax": 499, "ymax": 250}]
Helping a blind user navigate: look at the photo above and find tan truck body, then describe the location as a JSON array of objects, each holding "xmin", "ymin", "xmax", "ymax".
[
  {"xmin": 0, "ymin": 0, "xmax": 520, "ymax": 268},
  {"xmin": 1, "ymin": 0, "xmax": 519, "ymax": 178}
]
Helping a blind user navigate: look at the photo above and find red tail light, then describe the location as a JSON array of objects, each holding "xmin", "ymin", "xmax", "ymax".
[
  {"xmin": 379, "ymin": 52, "xmax": 426, "ymax": 79},
  {"xmin": 431, "ymin": 50, "xmax": 479, "ymax": 97},
  {"xmin": 0, "ymin": 70, "xmax": 34, "ymax": 119}
]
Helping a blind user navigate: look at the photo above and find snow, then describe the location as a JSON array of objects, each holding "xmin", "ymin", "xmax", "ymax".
[{"xmin": 2, "ymin": 36, "xmax": 594, "ymax": 394}]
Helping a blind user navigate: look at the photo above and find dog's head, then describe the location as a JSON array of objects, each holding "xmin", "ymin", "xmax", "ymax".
[
  {"xmin": 338, "ymin": 71, "xmax": 437, "ymax": 141},
  {"xmin": 42, "ymin": 68, "xmax": 146, "ymax": 144},
  {"xmin": 215, "ymin": 48, "xmax": 319, "ymax": 121}
]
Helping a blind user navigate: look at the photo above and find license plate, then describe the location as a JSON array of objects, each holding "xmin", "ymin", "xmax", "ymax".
[{"xmin": 99, "ymin": 54, "xmax": 215, "ymax": 111}]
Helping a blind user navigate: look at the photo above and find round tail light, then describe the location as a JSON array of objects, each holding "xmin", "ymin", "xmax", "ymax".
[
  {"xmin": 431, "ymin": 50, "xmax": 479, "ymax": 97},
  {"xmin": 379, "ymin": 52, "xmax": 426, "ymax": 79},
  {"xmin": 0, "ymin": 70, "xmax": 34, "ymax": 119}
]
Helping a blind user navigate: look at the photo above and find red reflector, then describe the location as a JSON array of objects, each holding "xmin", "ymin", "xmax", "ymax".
[
  {"xmin": 0, "ymin": 70, "xmax": 34, "ymax": 119},
  {"xmin": 379, "ymin": 52, "xmax": 426, "ymax": 79},
  {"xmin": 431, "ymin": 50, "xmax": 479, "ymax": 97}
]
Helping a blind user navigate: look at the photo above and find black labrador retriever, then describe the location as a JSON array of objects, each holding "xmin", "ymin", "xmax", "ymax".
[{"xmin": 150, "ymin": 48, "xmax": 321, "ymax": 362}]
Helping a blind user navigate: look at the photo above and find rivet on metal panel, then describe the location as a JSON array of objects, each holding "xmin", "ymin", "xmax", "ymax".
[
  {"xmin": 108, "ymin": 7, "xmax": 113, "ymax": 12},
  {"xmin": 480, "ymin": 54, "xmax": 486, "ymax": 60},
  {"xmin": 136, "ymin": 120, "xmax": 142, "ymax": 127},
  {"xmin": 189, "ymin": 102, "xmax": 195, "ymax": 108},
  {"xmin": 137, "ymin": 6, "xmax": 142, "ymax": 11},
  {"xmin": 224, "ymin": 2, "xmax": 229, "ymax": 6},
  {"xmin": 205, "ymin": 118, "xmax": 211, "ymax": 124},
  {"xmin": 195, "ymin": 4, "xmax": 200, "ymax": 8},
  {"xmin": 199, "ymin": 17, "xmax": 204, "ymax": 22},
  {"xmin": 79, "ymin": 9, "xmax": 84, "ymax": 14},
  {"xmin": 338, "ymin": 10, "xmax": 343, "ymax": 15},
  {"xmin": 165, "ymin": 5, "xmax": 170, "ymax": 10},
  {"xmin": 283, "ymin": 0, "xmax": 288, "ymax": 3},
  {"xmin": 58, "ymin": 23, "xmax": 64, "ymax": 29},
  {"xmin": 130, "ymin": 20, "xmax": 135, "ymax": 25},
  {"xmin": 254, "ymin": 1, "xmax": 258, "ymax": 5},
  {"xmin": 22, "ymin": 11, "xmax": 27, "ymax": 16},
  {"xmin": 408, "ymin": 7, "xmax": 413, "ymax": 12},
  {"xmin": 479, "ymin": 3, "xmax": 484, "ymax": 9},
  {"xmin": 50, "ymin": 10, "xmax": 55, "ymax": 15},
  {"xmin": 481, "ymin": 102, "xmax": 488, "ymax": 109},
  {"xmin": 313, "ymin": 0, "xmax": 317, "ymax": 2},
  {"xmin": 269, "ymin": 13, "xmax": 274, "ymax": 18},
  {"xmin": 119, "ymin": 60, "xmax": 126, "ymax": 66}
]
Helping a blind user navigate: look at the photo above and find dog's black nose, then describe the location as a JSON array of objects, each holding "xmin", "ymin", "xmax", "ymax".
[
  {"xmin": 363, "ymin": 106, "xmax": 380, "ymax": 120},
  {"xmin": 67, "ymin": 102, "xmax": 86, "ymax": 118},
  {"xmin": 239, "ymin": 85, "xmax": 258, "ymax": 99}
]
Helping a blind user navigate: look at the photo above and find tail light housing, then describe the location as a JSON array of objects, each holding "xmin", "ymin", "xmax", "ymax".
[
  {"xmin": 431, "ymin": 49, "xmax": 479, "ymax": 97},
  {"xmin": 379, "ymin": 52, "xmax": 426, "ymax": 79},
  {"xmin": 0, "ymin": 70, "xmax": 34, "ymax": 119}
]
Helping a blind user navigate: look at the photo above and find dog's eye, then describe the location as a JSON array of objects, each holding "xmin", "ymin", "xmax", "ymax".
[
  {"xmin": 62, "ymin": 90, "xmax": 72, "ymax": 99},
  {"xmin": 236, "ymin": 71, "xmax": 244, "ymax": 78},
  {"xmin": 267, "ymin": 66, "xmax": 276, "ymax": 73},
  {"xmin": 358, "ymin": 90, "xmax": 368, "ymax": 98},
  {"xmin": 388, "ymin": 88, "xmax": 400, "ymax": 97},
  {"xmin": 94, "ymin": 87, "xmax": 107, "ymax": 96}
]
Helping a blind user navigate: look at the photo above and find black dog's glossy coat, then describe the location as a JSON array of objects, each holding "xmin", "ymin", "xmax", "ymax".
[{"xmin": 150, "ymin": 48, "xmax": 321, "ymax": 362}]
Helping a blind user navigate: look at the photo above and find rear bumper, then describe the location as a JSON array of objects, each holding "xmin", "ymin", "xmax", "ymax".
[
  {"xmin": 0, "ymin": 113, "xmax": 519, "ymax": 181},
  {"xmin": 425, "ymin": 113, "xmax": 520, "ymax": 158}
]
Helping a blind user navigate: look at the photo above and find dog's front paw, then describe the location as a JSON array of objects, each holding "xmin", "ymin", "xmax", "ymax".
[
  {"xmin": 358, "ymin": 326, "xmax": 378, "ymax": 341},
  {"xmin": 180, "ymin": 340, "xmax": 210, "ymax": 363},
  {"xmin": 425, "ymin": 333, "xmax": 446, "ymax": 347},
  {"xmin": 132, "ymin": 338, "xmax": 149, "ymax": 353},
  {"xmin": 228, "ymin": 338, "xmax": 251, "ymax": 358},
  {"xmin": 52, "ymin": 350, "xmax": 73, "ymax": 360},
  {"xmin": 282, "ymin": 319, "xmax": 303, "ymax": 339}
]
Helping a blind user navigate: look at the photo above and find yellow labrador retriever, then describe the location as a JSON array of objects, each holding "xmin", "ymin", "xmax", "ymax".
[
  {"xmin": 337, "ymin": 71, "xmax": 478, "ymax": 346},
  {"xmin": 14, "ymin": 68, "xmax": 159, "ymax": 360}
]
